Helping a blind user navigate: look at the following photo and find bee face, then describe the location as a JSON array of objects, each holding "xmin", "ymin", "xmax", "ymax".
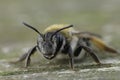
[{"xmin": 37, "ymin": 35, "xmax": 57, "ymax": 58}]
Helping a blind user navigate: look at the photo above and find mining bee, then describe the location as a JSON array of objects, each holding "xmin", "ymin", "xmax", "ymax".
[{"xmin": 15, "ymin": 22, "xmax": 119, "ymax": 69}]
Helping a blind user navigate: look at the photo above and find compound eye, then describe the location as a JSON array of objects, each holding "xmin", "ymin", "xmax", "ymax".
[
  {"xmin": 37, "ymin": 40, "xmax": 45, "ymax": 53},
  {"xmin": 38, "ymin": 35, "xmax": 44, "ymax": 42}
]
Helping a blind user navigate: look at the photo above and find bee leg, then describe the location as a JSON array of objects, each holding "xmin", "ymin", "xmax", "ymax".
[
  {"xmin": 15, "ymin": 52, "xmax": 28, "ymax": 62},
  {"xmin": 74, "ymin": 39, "xmax": 91, "ymax": 59},
  {"xmin": 80, "ymin": 45, "xmax": 101, "ymax": 64},
  {"xmin": 15, "ymin": 45, "xmax": 37, "ymax": 67},
  {"xmin": 74, "ymin": 47, "xmax": 82, "ymax": 57},
  {"xmin": 24, "ymin": 45, "xmax": 37, "ymax": 67},
  {"xmin": 68, "ymin": 47, "xmax": 74, "ymax": 70}
]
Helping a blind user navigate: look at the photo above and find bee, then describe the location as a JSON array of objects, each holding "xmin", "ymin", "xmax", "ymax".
[{"xmin": 16, "ymin": 22, "xmax": 119, "ymax": 69}]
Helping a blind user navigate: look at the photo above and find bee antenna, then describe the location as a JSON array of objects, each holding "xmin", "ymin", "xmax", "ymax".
[
  {"xmin": 50, "ymin": 24, "xmax": 73, "ymax": 40},
  {"xmin": 23, "ymin": 22, "xmax": 43, "ymax": 37}
]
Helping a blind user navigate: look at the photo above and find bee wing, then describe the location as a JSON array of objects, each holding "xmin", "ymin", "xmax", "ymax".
[
  {"xmin": 71, "ymin": 31, "xmax": 102, "ymax": 38},
  {"xmin": 72, "ymin": 31, "xmax": 119, "ymax": 54}
]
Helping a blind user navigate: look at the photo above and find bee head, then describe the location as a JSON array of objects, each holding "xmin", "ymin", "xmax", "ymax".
[
  {"xmin": 23, "ymin": 22, "xmax": 73, "ymax": 58},
  {"xmin": 37, "ymin": 32, "xmax": 57, "ymax": 58}
]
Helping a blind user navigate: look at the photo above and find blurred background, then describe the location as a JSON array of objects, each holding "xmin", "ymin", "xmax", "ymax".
[
  {"xmin": 0, "ymin": 0, "xmax": 120, "ymax": 44},
  {"xmin": 0, "ymin": 0, "xmax": 120, "ymax": 79},
  {"xmin": 0, "ymin": 0, "xmax": 120, "ymax": 59},
  {"xmin": 0, "ymin": 0, "xmax": 120, "ymax": 60}
]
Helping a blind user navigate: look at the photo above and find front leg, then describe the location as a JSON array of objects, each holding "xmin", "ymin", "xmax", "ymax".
[
  {"xmin": 16, "ymin": 45, "xmax": 37, "ymax": 67},
  {"xmin": 25, "ymin": 45, "xmax": 37, "ymax": 67}
]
